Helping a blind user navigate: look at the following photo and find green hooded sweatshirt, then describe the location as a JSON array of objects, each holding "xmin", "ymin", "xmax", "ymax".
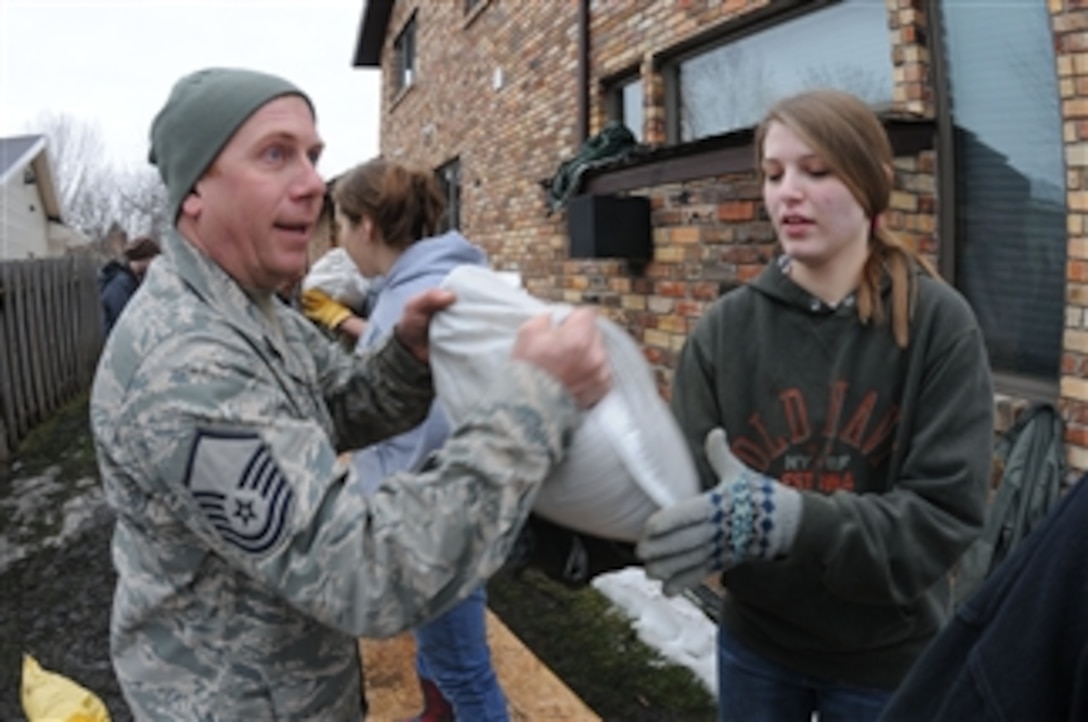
[{"xmin": 670, "ymin": 257, "xmax": 993, "ymax": 689}]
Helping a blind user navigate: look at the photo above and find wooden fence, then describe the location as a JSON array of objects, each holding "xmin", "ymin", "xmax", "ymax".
[{"xmin": 0, "ymin": 255, "xmax": 103, "ymax": 464}]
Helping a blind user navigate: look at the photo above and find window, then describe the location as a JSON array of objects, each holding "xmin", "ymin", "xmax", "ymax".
[
  {"xmin": 610, "ymin": 76, "xmax": 644, "ymax": 142},
  {"xmin": 937, "ymin": 1, "xmax": 1066, "ymax": 381},
  {"xmin": 465, "ymin": 0, "xmax": 482, "ymax": 13},
  {"xmin": 393, "ymin": 15, "xmax": 416, "ymax": 94},
  {"xmin": 674, "ymin": 0, "xmax": 893, "ymax": 142},
  {"xmin": 436, "ymin": 158, "xmax": 462, "ymax": 232}
]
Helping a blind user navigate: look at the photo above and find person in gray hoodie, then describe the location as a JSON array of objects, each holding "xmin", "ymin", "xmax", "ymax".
[
  {"xmin": 332, "ymin": 158, "xmax": 507, "ymax": 722},
  {"xmin": 311, "ymin": 159, "xmax": 639, "ymax": 720}
]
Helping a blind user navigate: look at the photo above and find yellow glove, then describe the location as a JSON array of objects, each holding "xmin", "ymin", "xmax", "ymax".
[
  {"xmin": 21, "ymin": 654, "xmax": 111, "ymax": 722},
  {"xmin": 301, "ymin": 288, "xmax": 354, "ymax": 330}
]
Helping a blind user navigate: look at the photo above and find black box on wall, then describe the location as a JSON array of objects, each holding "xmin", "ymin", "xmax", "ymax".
[{"xmin": 567, "ymin": 194, "xmax": 652, "ymax": 260}]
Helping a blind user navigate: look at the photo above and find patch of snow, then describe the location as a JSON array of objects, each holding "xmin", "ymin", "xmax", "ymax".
[
  {"xmin": 0, "ymin": 468, "xmax": 108, "ymax": 573},
  {"xmin": 593, "ymin": 567, "xmax": 718, "ymax": 697}
]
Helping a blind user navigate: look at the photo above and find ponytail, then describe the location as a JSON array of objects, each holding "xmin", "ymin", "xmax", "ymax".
[{"xmin": 856, "ymin": 226, "xmax": 940, "ymax": 349}]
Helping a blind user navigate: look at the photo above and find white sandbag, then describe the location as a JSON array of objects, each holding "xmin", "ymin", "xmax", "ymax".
[
  {"xmin": 430, "ymin": 265, "xmax": 700, "ymax": 542},
  {"xmin": 302, "ymin": 248, "xmax": 372, "ymax": 310}
]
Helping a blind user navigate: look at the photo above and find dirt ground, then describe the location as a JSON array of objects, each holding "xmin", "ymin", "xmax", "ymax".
[
  {"xmin": 360, "ymin": 612, "xmax": 601, "ymax": 721},
  {"xmin": 0, "ymin": 396, "xmax": 715, "ymax": 721}
]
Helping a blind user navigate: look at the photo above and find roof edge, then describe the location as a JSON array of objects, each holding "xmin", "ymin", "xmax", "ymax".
[
  {"xmin": 353, "ymin": 0, "xmax": 394, "ymax": 67},
  {"xmin": 0, "ymin": 134, "xmax": 46, "ymax": 186}
]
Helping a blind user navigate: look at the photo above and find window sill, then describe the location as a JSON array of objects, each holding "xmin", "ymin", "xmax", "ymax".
[
  {"xmin": 992, "ymin": 370, "xmax": 1059, "ymax": 406},
  {"xmin": 582, "ymin": 116, "xmax": 935, "ymax": 196}
]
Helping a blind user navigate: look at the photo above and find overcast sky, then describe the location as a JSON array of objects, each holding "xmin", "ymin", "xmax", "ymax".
[{"xmin": 0, "ymin": 0, "xmax": 381, "ymax": 179}]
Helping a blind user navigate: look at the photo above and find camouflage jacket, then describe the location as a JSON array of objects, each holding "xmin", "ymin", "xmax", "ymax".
[{"xmin": 90, "ymin": 231, "xmax": 578, "ymax": 721}]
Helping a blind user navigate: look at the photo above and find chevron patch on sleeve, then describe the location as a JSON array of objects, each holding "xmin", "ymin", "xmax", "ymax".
[{"xmin": 184, "ymin": 429, "xmax": 295, "ymax": 555}]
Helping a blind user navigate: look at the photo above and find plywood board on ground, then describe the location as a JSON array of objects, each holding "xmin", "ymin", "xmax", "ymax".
[{"xmin": 360, "ymin": 608, "xmax": 601, "ymax": 721}]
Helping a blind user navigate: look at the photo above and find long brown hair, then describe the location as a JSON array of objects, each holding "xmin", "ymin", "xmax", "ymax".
[
  {"xmin": 755, "ymin": 89, "xmax": 938, "ymax": 348},
  {"xmin": 332, "ymin": 157, "xmax": 446, "ymax": 249}
]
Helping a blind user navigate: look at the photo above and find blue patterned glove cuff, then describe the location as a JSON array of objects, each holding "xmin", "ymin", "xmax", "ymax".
[
  {"xmin": 709, "ymin": 469, "xmax": 802, "ymax": 569},
  {"xmin": 730, "ymin": 472, "xmax": 756, "ymax": 560}
]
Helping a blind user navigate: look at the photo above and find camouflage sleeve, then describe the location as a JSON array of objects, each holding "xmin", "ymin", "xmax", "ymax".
[
  {"xmin": 113, "ymin": 332, "xmax": 579, "ymax": 637},
  {"xmin": 290, "ymin": 310, "xmax": 435, "ymax": 452}
]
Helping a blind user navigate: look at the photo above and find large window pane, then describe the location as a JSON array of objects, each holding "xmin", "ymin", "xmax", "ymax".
[
  {"xmin": 940, "ymin": 0, "xmax": 1065, "ymax": 378},
  {"xmin": 679, "ymin": 0, "xmax": 893, "ymax": 141}
]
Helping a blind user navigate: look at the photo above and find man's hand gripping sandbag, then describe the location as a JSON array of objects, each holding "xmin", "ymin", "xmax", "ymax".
[{"xmin": 511, "ymin": 309, "xmax": 611, "ymax": 410}]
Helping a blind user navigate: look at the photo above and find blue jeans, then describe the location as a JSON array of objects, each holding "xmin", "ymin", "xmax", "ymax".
[
  {"xmin": 415, "ymin": 585, "xmax": 509, "ymax": 721},
  {"xmin": 717, "ymin": 628, "xmax": 892, "ymax": 722}
]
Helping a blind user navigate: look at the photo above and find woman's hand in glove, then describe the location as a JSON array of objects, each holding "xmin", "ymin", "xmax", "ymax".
[
  {"xmin": 301, "ymin": 288, "xmax": 354, "ymax": 331},
  {"xmin": 636, "ymin": 428, "xmax": 803, "ymax": 596}
]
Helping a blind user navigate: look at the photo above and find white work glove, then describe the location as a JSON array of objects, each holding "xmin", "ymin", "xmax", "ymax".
[{"xmin": 637, "ymin": 428, "xmax": 803, "ymax": 596}]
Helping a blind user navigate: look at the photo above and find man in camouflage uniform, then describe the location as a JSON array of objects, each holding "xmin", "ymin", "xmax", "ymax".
[{"xmin": 90, "ymin": 67, "xmax": 611, "ymax": 721}]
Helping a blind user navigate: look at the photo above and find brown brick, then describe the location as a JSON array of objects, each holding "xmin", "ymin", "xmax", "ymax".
[
  {"xmin": 1071, "ymin": 214, "xmax": 1086, "ymax": 236},
  {"xmin": 671, "ymin": 226, "xmax": 702, "ymax": 245},
  {"xmin": 676, "ymin": 299, "xmax": 706, "ymax": 317},
  {"xmin": 653, "ymin": 246, "xmax": 688, "ymax": 264},
  {"xmin": 656, "ymin": 280, "xmax": 687, "ymax": 297},
  {"xmin": 690, "ymin": 281, "xmax": 724, "ymax": 300},
  {"xmin": 647, "ymin": 296, "xmax": 675, "ymax": 314},
  {"xmin": 1065, "ymin": 98, "xmax": 1088, "ymax": 119},
  {"xmin": 1071, "ymin": 191, "xmax": 1088, "ymax": 211},
  {"xmin": 738, "ymin": 265, "xmax": 763, "ymax": 282},
  {"xmin": 643, "ymin": 328, "xmax": 672, "ymax": 349},
  {"xmin": 658, "ymin": 314, "xmax": 688, "ymax": 334},
  {"xmin": 1065, "ymin": 375, "xmax": 1088, "ymax": 403},
  {"xmin": 717, "ymin": 201, "xmax": 756, "ymax": 222},
  {"xmin": 1069, "ymin": 425, "xmax": 1088, "ymax": 449},
  {"xmin": 1070, "ymin": 238, "xmax": 1088, "ymax": 259}
]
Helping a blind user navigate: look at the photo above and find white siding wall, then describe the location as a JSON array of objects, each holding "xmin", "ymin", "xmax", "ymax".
[{"xmin": 0, "ymin": 171, "xmax": 50, "ymax": 259}]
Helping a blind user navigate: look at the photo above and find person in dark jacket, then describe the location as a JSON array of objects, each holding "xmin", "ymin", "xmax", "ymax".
[
  {"xmin": 636, "ymin": 89, "xmax": 994, "ymax": 721},
  {"xmin": 98, "ymin": 235, "xmax": 161, "ymax": 334},
  {"xmin": 879, "ymin": 475, "xmax": 1088, "ymax": 722}
]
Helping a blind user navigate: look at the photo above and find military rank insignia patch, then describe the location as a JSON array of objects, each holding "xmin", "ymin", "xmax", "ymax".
[{"xmin": 185, "ymin": 429, "xmax": 294, "ymax": 554}]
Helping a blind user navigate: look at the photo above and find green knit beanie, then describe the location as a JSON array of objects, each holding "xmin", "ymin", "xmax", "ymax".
[{"xmin": 149, "ymin": 67, "xmax": 315, "ymax": 223}]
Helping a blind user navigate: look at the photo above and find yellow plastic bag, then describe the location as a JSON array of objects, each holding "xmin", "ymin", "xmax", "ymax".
[{"xmin": 21, "ymin": 654, "xmax": 111, "ymax": 722}]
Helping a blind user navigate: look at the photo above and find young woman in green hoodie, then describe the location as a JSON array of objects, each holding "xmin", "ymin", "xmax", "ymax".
[{"xmin": 637, "ymin": 89, "xmax": 994, "ymax": 722}]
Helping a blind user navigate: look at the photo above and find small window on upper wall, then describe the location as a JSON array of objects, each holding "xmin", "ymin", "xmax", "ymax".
[
  {"xmin": 609, "ymin": 76, "xmax": 644, "ymax": 142},
  {"xmin": 393, "ymin": 15, "xmax": 416, "ymax": 95},
  {"xmin": 436, "ymin": 158, "xmax": 462, "ymax": 232},
  {"xmin": 673, "ymin": 0, "xmax": 893, "ymax": 142},
  {"xmin": 465, "ymin": 0, "xmax": 483, "ymax": 14}
]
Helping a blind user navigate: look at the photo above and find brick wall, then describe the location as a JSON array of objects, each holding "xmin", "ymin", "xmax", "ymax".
[
  {"xmin": 379, "ymin": 0, "xmax": 582, "ymax": 300},
  {"xmin": 374, "ymin": 0, "xmax": 1085, "ymax": 470},
  {"xmin": 1054, "ymin": 1, "xmax": 1088, "ymax": 470}
]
